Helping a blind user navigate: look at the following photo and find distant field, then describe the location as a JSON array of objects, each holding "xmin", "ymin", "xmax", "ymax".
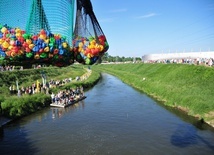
[{"xmin": 92, "ymin": 63, "xmax": 214, "ymax": 127}]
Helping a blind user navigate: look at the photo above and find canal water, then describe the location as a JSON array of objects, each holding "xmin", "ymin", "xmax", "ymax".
[{"xmin": 1, "ymin": 73, "xmax": 214, "ymax": 155}]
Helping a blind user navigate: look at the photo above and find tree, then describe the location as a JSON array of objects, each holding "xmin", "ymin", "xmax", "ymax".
[
  {"xmin": 100, "ymin": 52, "xmax": 142, "ymax": 63},
  {"xmin": 102, "ymin": 52, "xmax": 109, "ymax": 62}
]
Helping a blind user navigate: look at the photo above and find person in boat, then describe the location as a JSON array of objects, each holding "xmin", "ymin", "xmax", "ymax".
[
  {"xmin": 54, "ymin": 93, "xmax": 60, "ymax": 104},
  {"xmin": 65, "ymin": 89, "xmax": 69, "ymax": 99},
  {"xmin": 68, "ymin": 95, "xmax": 75, "ymax": 104},
  {"xmin": 51, "ymin": 92, "xmax": 55, "ymax": 103},
  {"xmin": 51, "ymin": 86, "xmax": 85, "ymax": 105},
  {"xmin": 80, "ymin": 86, "xmax": 84, "ymax": 97},
  {"xmin": 62, "ymin": 91, "xmax": 66, "ymax": 99},
  {"xmin": 76, "ymin": 87, "xmax": 81, "ymax": 96}
]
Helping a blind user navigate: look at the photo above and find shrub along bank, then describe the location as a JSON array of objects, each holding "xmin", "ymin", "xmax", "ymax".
[
  {"xmin": 1, "ymin": 94, "xmax": 51, "ymax": 118},
  {"xmin": 92, "ymin": 63, "xmax": 214, "ymax": 127},
  {"xmin": 0, "ymin": 65, "xmax": 101, "ymax": 119}
]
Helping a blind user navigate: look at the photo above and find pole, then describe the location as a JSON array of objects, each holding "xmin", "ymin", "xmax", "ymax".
[{"xmin": 16, "ymin": 79, "xmax": 19, "ymax": 90}]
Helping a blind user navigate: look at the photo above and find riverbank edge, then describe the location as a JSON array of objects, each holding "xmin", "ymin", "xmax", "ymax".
[
  {"xmin": 92, "ymin": 64, "xmax": 214, "ymax": 129},
  {"xmin": 0, "ymin": 69, "xmax": 102, "ymax": 128}
]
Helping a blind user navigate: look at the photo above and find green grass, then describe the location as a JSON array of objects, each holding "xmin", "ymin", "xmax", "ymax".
[
  {"xmin": 0, "ymin": 65, "xmax": 85, "ymax": 88},
  {"xmin": 0, "ymin": 65, "xmax": 85, "ymax": 97},
  {"xmin": 50, "ymin": 69, "xmax": 101, "ymax": 94},
  {"xmin": 0, "ymin": 64, "xmax": 100, "ymax": 119},
  {"xmin": 92, "ymin": 63, "xmax": 214, "ymax": 125},
  {"xmin": 1, "ymin": 62, "xmax": 213, "ymax": 125},
  {"xmin": 1, "ymin": 94, "xmax": 51, "ymax": 118}
]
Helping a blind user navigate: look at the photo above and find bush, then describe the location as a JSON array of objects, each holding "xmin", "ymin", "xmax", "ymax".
[{"xmin": 1, "ymin": 94, "xmax": 51, "ymax": 119}]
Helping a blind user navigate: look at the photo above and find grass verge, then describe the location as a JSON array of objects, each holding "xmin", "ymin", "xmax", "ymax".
[
  {"xmin": 92, "ymin": 63, "xmax": 214, "ymax": 127},
  {"xmin": 0, "ymin": 65, "xmax": 101, "ymax": 119}
]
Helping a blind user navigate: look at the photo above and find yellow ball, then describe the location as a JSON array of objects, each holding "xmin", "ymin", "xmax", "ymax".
[
  {"xmin": 18, "ymin": 50, "xmax": 24, "ymax": 55},
  {"xmin": 99, "ymin": 45, "xmax": 104, "ymax": 51},
  {"xmin": 78, "ymin": 47, "xmax": 83, "ymax": 52},
  {"xmin": 89, "ymin": 44, "xmax": 95, "ymax": 49},
  {"xmin": 0, "ymin": 39, "xmax": 3, "ymax": 44},
  {"xmin": 29, "ymin": 44, "xmax": 35, "ymax": 49},
  {"xmin": 11, "ymin": 51, "xmax": 16, "ymax": 57},
  {"xmin": 1, "ymin": 27, "xmax": 7, "ymax": 33},
  {"xmin": 34, "ymin": 54, "xmax": 40, "ymax": 59},
  {"xmin": 2, "ymin": 41, "xmax": 9, "ymax": 49},
  {"xmin": 62, "ymin": 42, "xmax": 68, "ymax": 48},
  {"xmin": 90, "ymin": 40, "xmax": 96, "ymax": 45},
  {"xmin": 16, "ymin": 32, "xmax": 22, "ymax": 37},
  {"xmin": 15, "ymin": 28, "xmax": 21, "ymax": 33},
  {"xmin": 39, "ymin": 34, "xmax": 46, "ymax": 40},
  {"xmin": 44, "ymin": 47, "xmax": 50, "ymax": 52},
  {"xmin": 78, "ymin": 42, "xmax": 83, "ymax": 48},
  {"xmin": 8, "ymin": 45, "xmax": 13, "ymax": 50},
  {"xmin": 26, "ymin": 39, "xmax": 32, "ymax": 44},
  {"xmin": 87, "ymin": 53, "xmax": 91, "ymax": 58},
  {"xmin": 45, "ymin": 39, "xmax": 49, "ymax": 44}
]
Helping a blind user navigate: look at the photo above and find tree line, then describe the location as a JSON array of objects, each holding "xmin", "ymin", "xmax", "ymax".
[{"xmin": 101, "ymin": 53, "xmax": 142, "ymax": 63}]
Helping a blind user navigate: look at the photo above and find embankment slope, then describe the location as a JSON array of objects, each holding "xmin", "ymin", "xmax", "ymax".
[{"xmin": 93, "ymin": 63, "xmax": 214, "ymax": 127}]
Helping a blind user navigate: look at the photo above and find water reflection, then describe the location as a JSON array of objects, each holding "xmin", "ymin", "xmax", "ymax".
[
  {"xmin": 171, "ymin": 124, "xmax": 198, "ymax": 147},
  {"xmin": 159, "ymin": 103, "xmax": 214, "ymax": 131},
  {"xmin": 51, "ymin": 100, "xmax": 85, "ymax": 119},
  {"xmin": 1, "ymin": 73, "xmax": 214, "ymax": 154},
  {"xmin": 171, "ymin": 123, "xmax": 214, "ymax": 151},
  {"xmin": 0, "ymin": 126, "xmax": 3, "ymax": 138},
  {"xmin": 0, "ymin": 124, "xmax": 39, "ymax": 154}
]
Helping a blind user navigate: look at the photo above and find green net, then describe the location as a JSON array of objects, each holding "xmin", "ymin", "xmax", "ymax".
[
  {"xmin": 73, "ymin": 0, "xmax": 109, "ymax": 65},
  {"xmin": 0, "ymin": 0, "xmax": 75, "ymax": 66},
  {"xmin": 0, "ymin": 0, "xmax": 108, "ymax": 66},
  {"xmin": 0, "ymin": 0, "xmax": 74, "ymax": 45},
  {"xmin": 40, "ymin": 0, "xmax": 75, "ymax": 45},
  {"xmin": 26, "ymin": 0, "xmax": 51, "ymax": 36},
  {"xmin": 0, "ymin": 0, "xmax": 28, "ymax": 29}
]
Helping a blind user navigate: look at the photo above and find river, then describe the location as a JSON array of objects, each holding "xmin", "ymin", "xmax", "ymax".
[{"xmin": 1, "ymin": 73, "xmax": 214, "ymax": 155}]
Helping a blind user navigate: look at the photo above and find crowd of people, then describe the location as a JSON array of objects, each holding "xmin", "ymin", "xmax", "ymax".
[
  {"xmin": 9, "ymin": 77, "xmax": 78, "ymax": 96},
  {"xmin": 10, "ymin": 83, "xmax": 50, "ymax": 97},
  {"xmin": 0, "ymin": 64, "xmax": 47, "ymax": 72},
  {"xmin": 51, "ymin": 86, "xmax": 84, "ymax": 105},
  {"xmin": 9, "ymin": 78, "xmax": 85, "ymax": 106},
  {"xmin": 0, "ymin": 65, "xmax": 21, "ymax": 71},
  {"xmin": 8, "ymin": 68, "xmax": 91, "ymax": 103},
  {"xmin": 144, "ymin": 57, "xmax": 214, "ymax": 67}
]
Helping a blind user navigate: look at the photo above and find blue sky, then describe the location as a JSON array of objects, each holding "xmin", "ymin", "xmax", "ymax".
[
  {"xmin": 0, "ymin": 0, "xmax": 213, "ymax": 58},
  {"xmin": 91, "ymin": 0, "xmax": 214, "ymax": 57}
]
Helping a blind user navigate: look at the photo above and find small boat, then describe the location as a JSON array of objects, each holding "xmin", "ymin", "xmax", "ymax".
[{"xmin": 50, "ymin": 96, "xmax": 86, "ymax": 108}]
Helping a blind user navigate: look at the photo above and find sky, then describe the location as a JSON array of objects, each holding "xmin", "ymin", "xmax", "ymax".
[
  {"xmin": 90, "ymin": 0, "xmax": 214, "ymax": 57},
  {"xmin": 0, "ymin": 0, "xmax": 213, "ymax": 58}
]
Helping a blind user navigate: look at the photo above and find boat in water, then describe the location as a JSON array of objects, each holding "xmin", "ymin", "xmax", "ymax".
[{"xmin": 50, "ymin": 96, "xmax": 86, "ymax": 108}]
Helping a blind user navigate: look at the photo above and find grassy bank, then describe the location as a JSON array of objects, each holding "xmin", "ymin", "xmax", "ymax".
[
  {"xmin": 92, "ymin": 63, "xmax": 214, "ymax": 127},
  {"xmin": 50, "ymin": 69, "xmax": 101, "ymax": 94},
  {"xmin": 1, "ymin": 94, "xmax": 50, "ymax": 118},
  {"xmin": 0, "ymin": 65, "xmax": 85, "ymax": 88},
  {"xmin": 0, "ymin": 65, "xmax": 101, "ymax": 119}
]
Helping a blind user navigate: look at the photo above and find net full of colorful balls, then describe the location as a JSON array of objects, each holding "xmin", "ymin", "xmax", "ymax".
[{"xmin": 0, "ymin": 24, "xmax": 109, "ymax": 66}]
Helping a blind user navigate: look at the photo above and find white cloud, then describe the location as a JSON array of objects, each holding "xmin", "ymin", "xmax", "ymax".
[{"xmin": 135, "ymin": 13, "xmax": 158, "ymax": 19}]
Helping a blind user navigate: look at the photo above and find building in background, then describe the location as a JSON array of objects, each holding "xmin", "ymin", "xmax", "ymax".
[{"xmin": 142, "ymin": 51, "xmax": 214, "ymax": 63}]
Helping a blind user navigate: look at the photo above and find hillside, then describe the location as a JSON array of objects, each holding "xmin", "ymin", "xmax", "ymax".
[
  {"xmin": 0, "ymin": 65, "xmax": 100, "ymax": 119},
  {"xmin": 92, "ymin": 63, "xmax": 214, "ymax": 127}
]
